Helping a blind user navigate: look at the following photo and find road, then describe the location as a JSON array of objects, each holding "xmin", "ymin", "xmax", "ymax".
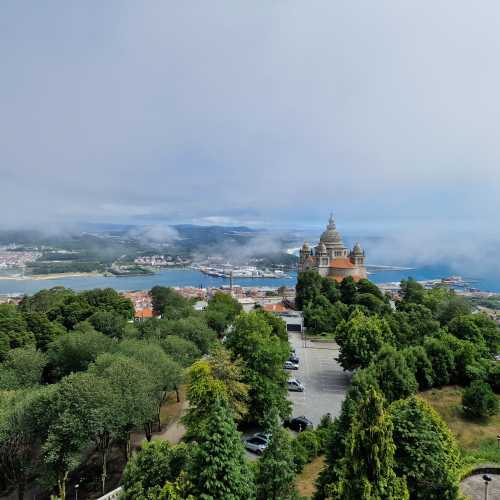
[{"xmin": 287, "ymin": 331, "xmax": 351, "ymax": 425}]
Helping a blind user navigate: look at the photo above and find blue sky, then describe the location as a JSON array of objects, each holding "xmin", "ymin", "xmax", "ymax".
[{"xmin": 1, "ymin": 1, "xmax": 499, "ymax": 237}]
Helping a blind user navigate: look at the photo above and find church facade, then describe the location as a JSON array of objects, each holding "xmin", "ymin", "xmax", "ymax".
[{"xmin": 299, "ymin": 215, "xmax": 367, "ymax": 282}]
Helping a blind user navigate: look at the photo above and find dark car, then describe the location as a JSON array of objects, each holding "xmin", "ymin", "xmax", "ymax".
[
  {"xmin": 289, "ymin": 354, "xmax": 299, "ymax": 364},
  {"xmin": 284, "ymin": 416, "xmax": 313, "ymax": 432}
]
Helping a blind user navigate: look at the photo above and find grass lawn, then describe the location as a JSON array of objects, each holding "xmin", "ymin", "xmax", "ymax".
[
  {"xmin": 295, "ymin": 456, "xmax": 325, "ymax": 498},
  {"xmin": 420, "ymin": 385, "xmax": 500, "ymax": 466}
]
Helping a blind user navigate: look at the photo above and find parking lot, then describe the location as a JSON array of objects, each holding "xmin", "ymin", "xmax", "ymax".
[{"xmin": 287, "ymin": 331, "xmax": 350, "ymax": 425}]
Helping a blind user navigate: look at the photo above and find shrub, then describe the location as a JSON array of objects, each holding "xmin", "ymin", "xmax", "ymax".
[{"xmin": 462, "ymin": 380, "xmax": 499, "ymax": 419}]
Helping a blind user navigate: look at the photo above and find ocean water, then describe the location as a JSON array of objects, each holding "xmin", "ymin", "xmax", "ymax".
[{"xmin": 0, "ymin": 264, "xmax": 498, "ymax": 295}]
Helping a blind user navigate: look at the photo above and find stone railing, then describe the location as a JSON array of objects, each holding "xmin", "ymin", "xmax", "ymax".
[{"xmin": 96, "ymin": 486, "xmax": 122, "ymax": 500}]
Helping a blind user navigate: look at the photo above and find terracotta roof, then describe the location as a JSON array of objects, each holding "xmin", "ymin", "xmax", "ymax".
[
  {"xmin": 134, "ymin": 308, "xmax": 154, "ymax": 318},
  {"xmin": 328, "ymin": 258, "xmax": 355, "ymax": 269},
  {"xmin": 262, "ymin": 303, "xmax": 288, "ymax": 313},
  {"xmin": 330, "ymin": 275, "xmax": 363, "ymax": 283}
]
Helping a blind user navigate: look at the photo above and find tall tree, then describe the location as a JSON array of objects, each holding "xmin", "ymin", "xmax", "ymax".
[
  {"xmin": 390, "ymin": 397, "xmax": 461, "ymax": 500},
  {"xmin": 336, "ymin": 309, "xmax": 394, "ymax": 371},
  {"xmin": 256, "ymin": 410, "xmax": 298, "ymax": 500},
  {"xmin": 333, "ymin": 388, "xmax": 409, "ymax": 500},
  {"xmin": 189, "ymin": 399, "xmax": 255, "ymax": 500}
]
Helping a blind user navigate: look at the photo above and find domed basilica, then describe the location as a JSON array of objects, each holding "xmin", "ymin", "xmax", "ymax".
[{"xmin": 299, "ymin": 214, "xmax": 367, "ymax": 282}]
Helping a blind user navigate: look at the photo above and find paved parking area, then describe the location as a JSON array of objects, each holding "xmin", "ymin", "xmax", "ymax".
[
  {"xmin": 287, "ymin": 331, "xmax": 351, "ymax": 425},
  {"xmin": 461, "ymin": 473, "xmax": 500, "ymax": 499}
]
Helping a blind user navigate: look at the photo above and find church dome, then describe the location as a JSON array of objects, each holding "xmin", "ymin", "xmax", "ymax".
[
  {"xmin": 320, "ymin": 214, "xmax": 343, "ymax": 244},
  {"xmin": 352, "ymin": 242, "xmax": 363, "ymax": 255},
  {"xmin": 302, "ymin": 241, "xmax": 310, "ymax": 250}
]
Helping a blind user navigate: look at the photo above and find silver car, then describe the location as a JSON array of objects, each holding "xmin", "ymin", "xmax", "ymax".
[
  {"xmin": 284, "ymin": 360, "xmax": 299, "ymax": 370},
  {"xmin": 244, "ymin": 435, "xmax": 268, "ymax": 454},
  {"xmin": 287, "ymin": 378, "xmax": 305, "ymax": 392}
]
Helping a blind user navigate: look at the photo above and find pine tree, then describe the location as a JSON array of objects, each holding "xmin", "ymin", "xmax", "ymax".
[
  {"xmin": 256, "ymin": 410, "xmax": 298, "ymax": 500},
  {"xmin": 189, "ymin": 399, "xmax": 255, "ymax": 500},
  {"xmin": 335, "ymin": 388, "xmax": 409, "ymax": 500}
]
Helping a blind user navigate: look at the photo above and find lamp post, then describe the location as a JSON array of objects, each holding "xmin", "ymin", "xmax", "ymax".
[
  {"xmin": 482, "ymin": 474, "xmax": 491, "ymax": 500},
  {"xmin": 75, "ymin": 483, "xmax": 79, "ymax": 500},
  {"xmin": 497, "ymin": 435, "xmax": 500, "ymax": 449}
]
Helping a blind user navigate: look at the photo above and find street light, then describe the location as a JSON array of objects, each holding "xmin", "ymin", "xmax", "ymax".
[
  {"xmin": 75, "ymin": 483, "xmax": 79, "ymax": 500},
  {"xmin": 482, "ymin": 474, "xmax": 491, "ymax": 500},
  {"xmin": 497, "ymin": 435, "xmax": 500, "ymax": 449}
]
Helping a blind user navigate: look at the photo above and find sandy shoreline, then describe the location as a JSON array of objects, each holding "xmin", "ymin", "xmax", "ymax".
[{"xmin": 0, "ymin": 272, "xmax": 104, "ymax": 281}]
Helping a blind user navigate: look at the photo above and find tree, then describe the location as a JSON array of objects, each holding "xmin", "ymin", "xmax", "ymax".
[
  {"xmin": 371, "ymin": 345, "xmax": 417, "ymax": 403},
  {"xmin": 23, "ymin": 312, "xmax": 65, "ymax": 351},
  {"xmin": 333, "ymin": 388, "xmax": 409, "ymax": 500},
  {"xmin": 226, "ymin": 312, "xmax": 290, "ymax": 425},
  {"xmin": 122, "ymin": 441, "xmax": 191, "ymax": 499},
  {"xmin": 183, "ymin": 346, "xmax": 248, "ymax": 436},
  {"xmin": 390, "ymin": 397, "xmax": 461, "ymax": 500},
  {"xmin": 447, "ymin": 315, "xmax": 485, "ymax": 345},
  {"xmin": 304, "ymin": 296, "xmax": 347, "ymax": 334},
  {"xmin": 256, "ymin": 411, "xmax": 298, "ymax": 500},
  {"xmin": 161, "ymin": 317, "xmax": 217, "ymax": 353},
  {"xmin": 295, "ymin": 269, "xmax": 323, "ymax": 310},
  {"xmin": 189, "ymin": 399, "xmax": 255, "ymax": 500},
  {"xmin": 0, "ymin": 306, "xmax": 34, "ymax": 357},
  {"xmin": 462, "ymin": 380, "xmax": 499, "ymax": 419},
  {"xmin": 402, "ymin": 346, "xmax": 434, "ymax": 390},
  {"xmin": 47, "ymin": 326, "xmax": 112, "ymax": 379},
  {"xmin": 79, "ymin": 288, "xmax": 134, "ymax": 318},
  {"xmin": 88, "ymin": 353, "xmax": 158, "ymax": 455},
  {"xmin": 340, "ymin": 277, "xmax": 358, "ymax": 305},
  {"xmin": 0, "ymin": 388, "xmax": 47, "ymax": 500},
  {"xmin": 160, "ymin": 335, "xmax": 201, "ymax": 367},
  {"xmin": 150, "ymin": 286, "xmax": 193, "ymax": 319},
  {"xmin": 424, "ymin": 338, "xmax": 455, "ymax": 386},
  {"xmin": 205, "ymin": 292, "xmax": 242, "ymax": 333},
  {"xmin": 88, "ymin": 310, "xmax": 127, "ymax": 339},
  {"xmin": 256, "ymin": 310, "xmax": 288, "ymax": 342},
  {"xmin": 335, "ymin": 309, "xmax": 394, "ymax": 371},
  {"xmin": 400, "ymin": 278, "xmax": 425, "ymax": 305},
  {"xmin": 0, "ymin": 347, "xmax": 47, "ymax": 389},
  {"xmin": 117, "ymin": 340, "xmax": 182, "ymax": 432}
]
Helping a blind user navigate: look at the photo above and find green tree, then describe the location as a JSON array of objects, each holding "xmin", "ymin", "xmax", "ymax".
[
  {"xmin": 183, "ymin": 346, "xmax": 248, "ymax": 435},
  {"xmin": 256, "ymin": 309, "xmax": 288, "ymax": 341},
  {"xmin": 371, "ymin": 345, "xmax": 418, "ymax": 403},
  {"xmin": 47, "ymin": 326, "xmax": 112, "ymax": 379},
  {"xmin": 0, "ymin": 306, "xmax": 34, "ymax": 357},
  {"xmin": 205, "ymin": 292, "xmax": 242, "ymax": 332},
  {"xmin": 402, "ymin": 346, "xmax": 434, "ymax": 390},
  {"xmin": 400, "ymin": 278, "xmax": 425, "ymax": 305},
  {"xmin": 88, "ymin": 310, "xmax": 127, "ymax": 339},
  {"xmin": 295, "ymin": 269, "xmax": 323, "ymax": 310},
  {"xmin": 122, "ymin": 440, "xmax": 191, "ymax": 499},
  {"xmin": 150, "ymin": 286, "xmax": 193, "ymax": 319},
  {"xmin": 424, "ymin": 337, "xmax": 455, "ymax": 386},
  {"xmin": 340, "ymin": 277, "xmax": 358, "ymax": 305},
  {"xmin": 462, "ymin": 380, "xmax": 499, "ymax": 419},
  {"xmin": 390, "ymin": 397, "xmax": 461, "ymax": 500},
  {"xmin": 336, "ymin": 309, "xmax": 394, "ymax": 371},
  {"xmin": 0, "ymin": 347, "xmax": 47, "ymax": 389},
  {"xmin": 161, "ymin": 317, "xmax": 217, "ymax": 353},
  {"xmin": 226, "ymin": 312, "xmax": 290, "ymax": 425},
  {"xmin": 334, "ymin": 388, "xmax": 409, "ymax": 500},
  {"xmin": 23, "ymin": 312, "xmax": 65, "ymax": 351},
  {"xmin": 256, "ymin": 410, "xmax": 298, "ymax": 500},
  {"xmin": 160, "ymin": 335, "xmax": 201, "ymax": 367},
  {"xmin": 189, "ymin": 399, "xmax": 255, "ymax": 500}
]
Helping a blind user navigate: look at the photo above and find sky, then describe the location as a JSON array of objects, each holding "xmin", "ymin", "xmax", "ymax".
[{"xmin": 1, "ymin": 1, "xmax": 499, "ymax": 242}]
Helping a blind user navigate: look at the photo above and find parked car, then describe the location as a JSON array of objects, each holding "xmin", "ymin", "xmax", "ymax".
[
  {"xmin": 244, "ymin": 435, "xmax": 268, "ymax": 454},
  {"xmin": 289, "ymin": 354, "xmax": 299, "ymax": 364},
  {"xmin": 284, "ymin": 416, "xmax": 313, "ymax": 432},
  {"xmin": 284, "ymin": 360, "xmax": 299, "ymax": 370},
  {"xmin": 253, "ymin": 431, "xmax": 272, "ymax": 443},
  {"xmin": 287, "ymin": 378, "xmax": 304, "ymax": 392}
]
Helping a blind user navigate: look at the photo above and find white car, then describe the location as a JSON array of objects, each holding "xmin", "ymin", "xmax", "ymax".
[
  {"xmin": 287, "ymin": 378, "xmax": 305, "ymax": 392},
  {"xmin": 244, "ymin": 435, "xmax": 268, "ymax": 454}
]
